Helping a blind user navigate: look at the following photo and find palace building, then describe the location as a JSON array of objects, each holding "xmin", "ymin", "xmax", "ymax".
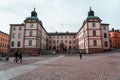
[
  {"xmin": 9, "ymin": 8, "xmax": 48, "ymax": 54},
  {"xmin": 76, "ymin": 7, "xmax": 110, "ymax": 53},
  {"xmin": 48, "ymin": 32, "xmax": 77, "ymax": 53},
  {"xmin": 9, "ymin": 7, "xmax": 110, "ymax": 54},
  {"xmin": 0, "ymin": 31, "xmax": 9, "ymax": 55}
]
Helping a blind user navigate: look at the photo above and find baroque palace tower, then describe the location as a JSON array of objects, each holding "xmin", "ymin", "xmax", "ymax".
[{"xmin": 76, "ymin": 7, "xmax": 110, "ymax": 53}]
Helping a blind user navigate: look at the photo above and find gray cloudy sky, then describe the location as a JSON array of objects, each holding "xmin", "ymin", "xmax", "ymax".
[{"xmin": 0, "ymin": 0, "xmax": 120, "ymax": 34}]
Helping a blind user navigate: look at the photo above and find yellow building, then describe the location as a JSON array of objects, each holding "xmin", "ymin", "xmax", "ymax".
[{"xmin": 0, "ymin": 31, "xmax": 9, "ymax": 56}]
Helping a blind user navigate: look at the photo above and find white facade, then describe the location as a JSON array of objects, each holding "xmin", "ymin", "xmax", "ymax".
[
  {"xmin": 48, "ymin": 33, "xmax": 77, "ymax": 50},
  {"xmin": 10, "ymin": 24, "xmax": 24, "ymax": 48},
  {"xmin": 9, "ymin": 8, "xmax": 110, "ymax": 54},
  {"xmin": 76, "ymin": 8, "xmax": 110, "ymax": 53},
  {"xmin": 101, "ymin": 24, "xmax": 110, "ymax": 50},
  {"xmin": 9, "ymin": 9, "xmax": 48, "ymax": 54}
]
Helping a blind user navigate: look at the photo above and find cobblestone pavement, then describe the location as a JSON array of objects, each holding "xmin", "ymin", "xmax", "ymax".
[
  {"xmin": 1, "ymin": 50, "xmax": 120, "ymax": 80},
  {"xmin": 0, "ymin": 56, "xmax": 48, "ymax": 71},
  {"xmin": 11, "ymin": 50, "xmax": 120, "ymax": 80},
  {"xmin": 0, "ymin": 55, "xmax": 64, "ymax": 80}
]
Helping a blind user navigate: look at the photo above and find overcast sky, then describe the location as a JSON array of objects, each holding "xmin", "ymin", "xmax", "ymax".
[{"xmin": 0, "ymin": 0, "xmax": 120, "ymax": 34}]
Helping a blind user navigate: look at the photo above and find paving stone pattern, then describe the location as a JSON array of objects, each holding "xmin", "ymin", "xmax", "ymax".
[
  {"xmin": 0, "ymin": 55, "xmax": 64, "ymax": 80},
  {"xmin": 11, "ymin": 52, "xmax": 120, "ymax": 80}
]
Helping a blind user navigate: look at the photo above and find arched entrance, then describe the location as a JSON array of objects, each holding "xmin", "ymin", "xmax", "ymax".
[{"xmin": 59, "ymin": 43, "xmax": 66, "ymax": 52}]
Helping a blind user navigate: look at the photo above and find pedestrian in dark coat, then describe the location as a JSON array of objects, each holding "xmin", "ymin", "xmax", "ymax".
[
  {"xmin": 18, "ymin": 51, "xmax": 22, "ymax": 63},
  {"xmin": 79, "ymin": 51, "xmax": 82, "ymax": 59},
  {"xmin": 14, "ymin": 51, "xmax": 18, "ymax": 62}
]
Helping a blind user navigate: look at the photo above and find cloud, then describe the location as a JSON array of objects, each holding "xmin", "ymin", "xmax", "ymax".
[{"xmin": 0, "ymin": 0, "xmax": 120, "ymax": 34}]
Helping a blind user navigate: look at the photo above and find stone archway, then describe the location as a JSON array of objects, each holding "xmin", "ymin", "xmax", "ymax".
[{"xmin": 59, "ymin": 43, "xmax": 66, "ymax": 52}]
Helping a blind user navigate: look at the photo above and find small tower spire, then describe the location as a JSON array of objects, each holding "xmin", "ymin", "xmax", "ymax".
[
  {"xmin": 34, "ymin": 8, "xmax": 35, "ymax": 11},
  {"xmin": 31, "ymin": 8, "xmax": 37, "ymax": 17},
  {"xmin": 88, "ymin": 7, "xmax": 94, "ymax": 16},
  {"xmin": 90, "ymin": 7, "xmax": 92, "ymax": 11}
]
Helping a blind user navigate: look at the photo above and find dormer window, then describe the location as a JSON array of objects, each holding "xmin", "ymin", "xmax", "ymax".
[
  {"xmin": 92, "ymin": 23, "xmax": 96, "ymax": 27},
  {"xmin": 13, "ymin": 27, "xmax": 16, "ymax": 31},
  {"xmin": 30, "ymin": 23, "xmax": 33, "ymax": 28},
  {"xmin": 103, "ymin": 26, "xmax": 106, "ymax": 30}
]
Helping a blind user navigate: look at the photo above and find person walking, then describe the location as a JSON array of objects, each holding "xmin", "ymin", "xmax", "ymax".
[
  {"xmin": 79, "ymin": 51, "xmax": 82, "ymax": 59},
  {"xmin": 18, "ymin": 51, "xmax": 22, "ymax": 63},
  {"xmin": 14, "ymin": 50, "xmax": 18, "ymax": 62}
]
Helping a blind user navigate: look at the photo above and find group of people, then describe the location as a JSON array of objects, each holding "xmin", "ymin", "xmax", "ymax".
[{"xmin": 14, "ymin": 50, "xmax": 22, "ymax": 63}]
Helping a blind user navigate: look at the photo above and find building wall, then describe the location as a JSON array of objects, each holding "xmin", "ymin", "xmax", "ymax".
[
  {"xmin": 48, "ymin": 34, "xmax": 77, "ymax": 50},
  {"xmin": 10, "ymin": 25, "xmax": 24, "ymax": 48},
  {"xmin": 41, "ymin": 28, "xmax": 48, "ymax": 49},
  {"xmin": 9, "ymin": 8, "xmax": 110, "ymax": 54},
  {"xmin": 10, "ymin": 18, "xmax": 48, "ymax": 54},
  {"xmin": 101, "ymin": 24, "xmax": 110, "ymax": 50},
  {"xmin": 77, "ymin": 26, "xmax": 85, "ymax": 50},
  {"xmin": 109, "ymin": 30, "xmax": 120, "ymax": 48},
  {"xmin": 77, "ymin": 19, "xmax": 105, "ymax": 53},
  {"xmin": 0, "ymin": 31, "xmax": 9, "ymax": 54},
  {"xmin": 24, "ymin": 22, "xmax": 37, "ymax": 48}
]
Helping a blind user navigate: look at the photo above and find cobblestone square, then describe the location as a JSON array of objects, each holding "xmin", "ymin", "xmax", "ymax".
[{"xmin": 0, "ymin": 50, "xmax": 120, "ymax": 80}]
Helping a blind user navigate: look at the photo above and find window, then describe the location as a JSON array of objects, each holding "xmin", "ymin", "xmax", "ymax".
[
  {"xmin": 110, "ymin": 39, "xmax": 112, "ymax": 42},
  {"xmin": 12, "ymin": 33, "xmax": 15, "ymax": 39},
  {"xmin": 49, "ymin": 46, "xmax": 51, "ymax": 49},
  {"xmin": 29, "ymin": 40, "xmax": 32, "ymax": 46},
  {"xmin": 17, "ymin": 41, "xmax": 21, "ymax": 47},
  {"xmin": 105, "ymin": 41, "xmax": 108, "ymax": 47},
  {"xmin": 69, "ymin": 41, "xmax": 71, "ymax": 44},
  {"xmin": 74, "ymin": 41, "xmax": 75, "ymax": 44},
  {"xmin": 74, "ymin": 46, "xmax": 76, "ymax": 49},
  {"xmin": 11, "ymin": 41, "xmax": 14, "ymax": 47},
  {"xmin": 19, "ymin": 27, "xmax": 22, "ymax": 30},
  {"xmin": 30, "ymin": 23, "xmax": 33, "ymax": 28},
  {"xmin": 93, "ymin": 40, "xmax": 97, "ymax": 46},
  {"xmin": 65, "ymin": 36, "xmax": 67, "ymax": 38},
  {"xmin": 93, "ymin": 31, "xmax": 96, "ymax": 36},
  {"xmin": 13, "ymin": 27, "xmax": 16, "ymax": 31},
  {"xmin": 57, "ymin": 36, "xmax": 59, "ymax": 38},
  {"xmin": 92, "ymin": 23, "xmax": 96, "ymax": 27},
  {"xmin": 29, "ymin": 31, "xmax": 32, "ymax": 36},
  {"xmin": 69, "ymin": 46, "xmax": 71, "ymax": 50},
  {"xmin": 61, "ymin": 36, "xmax": 63, "ymax": 38},
  {"xmin": 53, "ymin": 46, "xmax": 56, "ymax": 50},
  {"xmin": 65, "ymin": 40, "xmax": 67, "ymax": 43},
  {"xmin": 61, "ymin": 40, "xmax": 63, "ymax": 43},
  {"xmin": 57, "ymin": 46, "xmax": 59, "ymax": 49},
  {"xmin": 103, "ymin": 26, "xmax": 106, "ymax": 30},
  {"xmin": 104, "ymin": 33, "xmax": 107, "ymax": 38},
  {"xmin": 57, "ymin": 40, "xmax": 59, "ymax": 44},
  {"xmin": 49, "ymin": 40, "xmax": 51, "ymax": 44},
  {"xmin": 53, "ymin": 40, "xmax": 56, "ymax": 44},
  {"xmin": 18, "ymin": 33, "xmax": 21, "ymax": 38},
  {"xmin": 0, "ymin": 43, "xmax": 2, "ymax": 47}
]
